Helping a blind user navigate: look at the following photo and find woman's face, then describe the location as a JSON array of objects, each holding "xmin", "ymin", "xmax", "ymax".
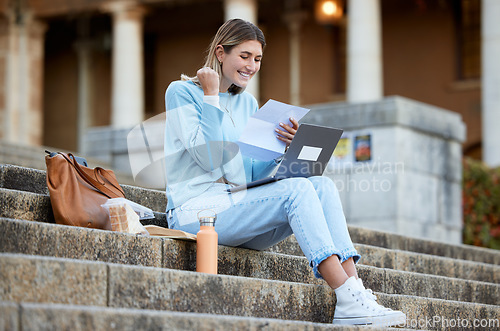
[{"xmin": 218, "ymin": 40, "xmax": 263, "ymax": 92}]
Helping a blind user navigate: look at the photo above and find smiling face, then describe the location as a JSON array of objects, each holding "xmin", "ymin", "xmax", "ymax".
[{"xmin": 217, "ymin": 40, "xmax": 263, "ymax": 92}]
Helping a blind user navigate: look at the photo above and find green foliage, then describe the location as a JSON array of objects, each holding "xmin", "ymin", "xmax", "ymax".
[{"xmin": 462, "ymin": 157, "xmax": 500, "ymax": 249}]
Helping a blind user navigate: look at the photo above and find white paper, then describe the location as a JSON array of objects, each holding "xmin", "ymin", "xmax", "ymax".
[{"xmin": 238, "ymin": 99, "xmax": 310, "ymax": 161}]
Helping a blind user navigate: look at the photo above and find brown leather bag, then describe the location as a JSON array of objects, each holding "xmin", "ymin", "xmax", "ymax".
[{"xmin": 45, "ymin": 152, "xmax": 126, "ymax": 230}]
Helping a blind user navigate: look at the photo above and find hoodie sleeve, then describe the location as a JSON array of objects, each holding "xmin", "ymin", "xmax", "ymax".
[
  {"xmin": 251, "ymin": 158, "xmax": 279, "ymax": 181},
  {"xmin": 165, "ymin": 82, "xmax": 226, "ymax": 172}
]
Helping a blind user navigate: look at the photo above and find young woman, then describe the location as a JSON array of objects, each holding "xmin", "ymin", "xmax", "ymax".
[{"xmin": 164, "ymin": 18, "xmax": 406, "ymax": 326}]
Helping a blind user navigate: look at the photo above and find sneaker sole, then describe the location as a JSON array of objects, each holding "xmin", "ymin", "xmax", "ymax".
[{"xmin": 333, "ymin": 312, "xmax": 406, "ymax": 327}]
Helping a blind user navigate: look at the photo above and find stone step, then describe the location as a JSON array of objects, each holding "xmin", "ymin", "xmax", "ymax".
[
  {"xmin": 0, "ymin": 301, "xmax": 402, "ymax": 331},
  {"xmin": 0, "ymin": 187, "xmax": 55, "ymax": 225},
  {"xmin": 1, "ymin": 218, "xmax": 498, "ymax": 306},
  {"xmin": 269, "ymin": 227, "xmax": 500, "ymax": 266},
  {"xmin": 221, "ymin": 248, "xmax": 500, "ymax": 306},
  {"xmin": 2, "ymin": 168, "xmax": 500, "ymax": 267},
  {"xmin": 354, "ymin": 243, "xmax": 499, "ymax": 284},
  {"xmin": 348, "ymin": 226, "xmax": 500, "ymax": 266},
  {"xmin": 0, "ymin": 187, "xmax": 167, "ymax": 227},
  {"xmin": 0, "ymin": 164, "xmax": 167, "ymax": 213},
  {"xmin": 1, "ymin": 215, "xmax": 499, "ymax": 287},
  {"xmin": 1, "ymin": 253, "xmax": 499, "ymax": 330}
]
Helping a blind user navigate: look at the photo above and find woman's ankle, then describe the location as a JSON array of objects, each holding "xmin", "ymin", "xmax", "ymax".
[{"xmin": 318, "ymin": 255, "xmax": 350, "ymax": 289}]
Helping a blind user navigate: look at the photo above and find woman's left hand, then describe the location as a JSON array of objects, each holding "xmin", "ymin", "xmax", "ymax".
[{"xmin": 275, "ymin": 117, "xmax": 299, "ymax": 147}]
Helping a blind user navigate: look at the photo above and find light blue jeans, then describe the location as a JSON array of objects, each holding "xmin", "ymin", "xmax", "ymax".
[{"xmin": 167, "ymin": 176, "xmax": 360, "ymax": 279}]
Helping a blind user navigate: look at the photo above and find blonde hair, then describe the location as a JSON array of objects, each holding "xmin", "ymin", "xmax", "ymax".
[{"xmin": 182, "ymin": 18, "xmax": 266, "ymax": 94}]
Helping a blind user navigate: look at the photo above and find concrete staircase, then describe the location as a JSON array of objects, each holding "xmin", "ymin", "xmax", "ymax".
[{"xmin": 1, "ymin": 164, "xmax": 499, "ymax": 330}]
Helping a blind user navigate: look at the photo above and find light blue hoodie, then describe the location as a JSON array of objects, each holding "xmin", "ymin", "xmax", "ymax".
[{"xmin": 164, "ymin": 80, "xmax": 278, "ymax": 210}]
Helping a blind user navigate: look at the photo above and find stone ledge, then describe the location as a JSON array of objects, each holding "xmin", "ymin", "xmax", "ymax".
[
  {"xmin": 0, "ymin": 218, "xmax": 163, "ymax": 268},
  {"xmin": 0, "ymin": 254, "xmax": 107, "ymax": 306},
  {"xmin": 355, "ymin": 243, "xmax": 500, "ymax": 284},
  {"xmin": 0, "ymin": 187, "xmax": 167, "ymax": 226},
  {"xmin": 0, "ymin": 188, "xmax": 55, "ymax": 223},
  {"xmin": 0, "ymin": 164, "xmax": 47, "ymax": 194},
  {"xmin": 382, "ymin": 294, "xmax": 500, "ymax": 331},
  {"xmin": 346, "ymin": 226, "xmax": 500, "ymax": 265},
  {"xmin": 268, "ymin": 229, "xmax": 500, "ymax": 266},
  {"xmin": 3, "ymin": 301, "xmax": 381, "ymax": 331},
  {"xmin": 305, "ymin": 96, "xmax": 466, "ymax": 142},
  {"xmin": 369, "ymin": 267, "xmax": 500, "ymax": 305}
]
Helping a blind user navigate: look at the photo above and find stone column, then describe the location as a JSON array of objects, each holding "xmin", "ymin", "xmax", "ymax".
[
  {"xmin": 105, "ymin": 1, "xmax": 146, "ymax": 128},
  {"xmin": 481, "ymin": 0, "xmax": 500, "ymax": 167},
  {"xmin": 283, "ymin": 11, "xmax": 307, "ymax": 106},
  {"xmin": 223, "ymin": 0, "xmax": 260, "ymax": 102},
  {"xmin": 347, "ymin": 0, "xmax": 382, "ymax": 102},
  {"xmin": 74, "ymin": 40, "xmax": 93, "ymax": 153},
  {"xmin": 0, "ymin": 10, "xmax": 46, "ymax": 146}
]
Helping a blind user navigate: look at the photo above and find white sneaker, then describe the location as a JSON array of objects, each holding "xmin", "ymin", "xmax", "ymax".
[{"xmin": 332, "ymin": 277, "xmax": 406, "ymax": 327}]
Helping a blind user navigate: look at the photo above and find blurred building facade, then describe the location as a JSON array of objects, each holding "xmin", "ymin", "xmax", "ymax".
[{"xmin": 0, "ymin": 0, "xmax": 497, "ymax": 165}]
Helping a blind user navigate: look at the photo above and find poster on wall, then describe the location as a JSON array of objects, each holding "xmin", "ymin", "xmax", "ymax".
[
  {"xmin": 331, "ymin": 132, "xmax": 353, "ymax": 166},
  {"xmin": 329, "ymin": 131, "xmax": 373, "ymax": 167},
  {"xmin": 354, "ymin": 134, "xmax": 372, "ymax": 162}
]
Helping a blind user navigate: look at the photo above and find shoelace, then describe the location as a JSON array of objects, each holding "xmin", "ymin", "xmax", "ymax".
[
  {"xmin": 357, "ymin": 281, "xmax": 394, "ymax": 313},
  {"xmin": 362, "ymin": 287, "xmax": 378, "ymax": 301},
  {"xmin": 358, "ymin": 280, "xmax": 382, "ymax": 302},
  {"xmin": 350, "ymin": 290, "xmax": 387, "ymax": 313}
]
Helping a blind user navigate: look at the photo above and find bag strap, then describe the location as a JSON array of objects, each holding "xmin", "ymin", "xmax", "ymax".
[
  {"xmin": 94, "ymin": 167, "xmax": 125, "ymax": 196},
  {"xmin": 70, "ymin": 154, "xmax": 125, "ymax": 198},
  {"xmin": 58, "ymin": 153, "xmax": 122, "ymax": 199},
  {"xmin": 60, "ymin": 153, "xmax": 112, "ymax": 198}
]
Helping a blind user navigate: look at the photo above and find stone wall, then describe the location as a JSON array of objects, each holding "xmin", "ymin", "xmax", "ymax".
[{"xmin": 303, "ymin": 96, "xmax": 465, "ymax": 244}]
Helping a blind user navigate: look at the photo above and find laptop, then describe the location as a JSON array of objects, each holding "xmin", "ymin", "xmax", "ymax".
[{"xmin": 228, "ymin": 123, "xmax": 343, "ymax": 193}]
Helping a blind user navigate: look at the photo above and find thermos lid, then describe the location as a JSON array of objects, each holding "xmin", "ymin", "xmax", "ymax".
[{"xmin": 197, "ymin": 209, "xmax": 216, "ymax": 226}]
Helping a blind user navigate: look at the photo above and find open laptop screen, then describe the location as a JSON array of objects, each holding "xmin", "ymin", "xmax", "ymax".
[
  {"xmin": 228, "ymin": 124, "xmax": 343, "ymax": 193},
  {"xmin": 275, "ymin": 124, "xmax": 343, "ymax": 179}
]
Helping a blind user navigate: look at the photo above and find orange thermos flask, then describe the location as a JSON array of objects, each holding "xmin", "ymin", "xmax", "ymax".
[{"xmin": 196, "ymin": 211, "xmax": 218, "ymax": 274}]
